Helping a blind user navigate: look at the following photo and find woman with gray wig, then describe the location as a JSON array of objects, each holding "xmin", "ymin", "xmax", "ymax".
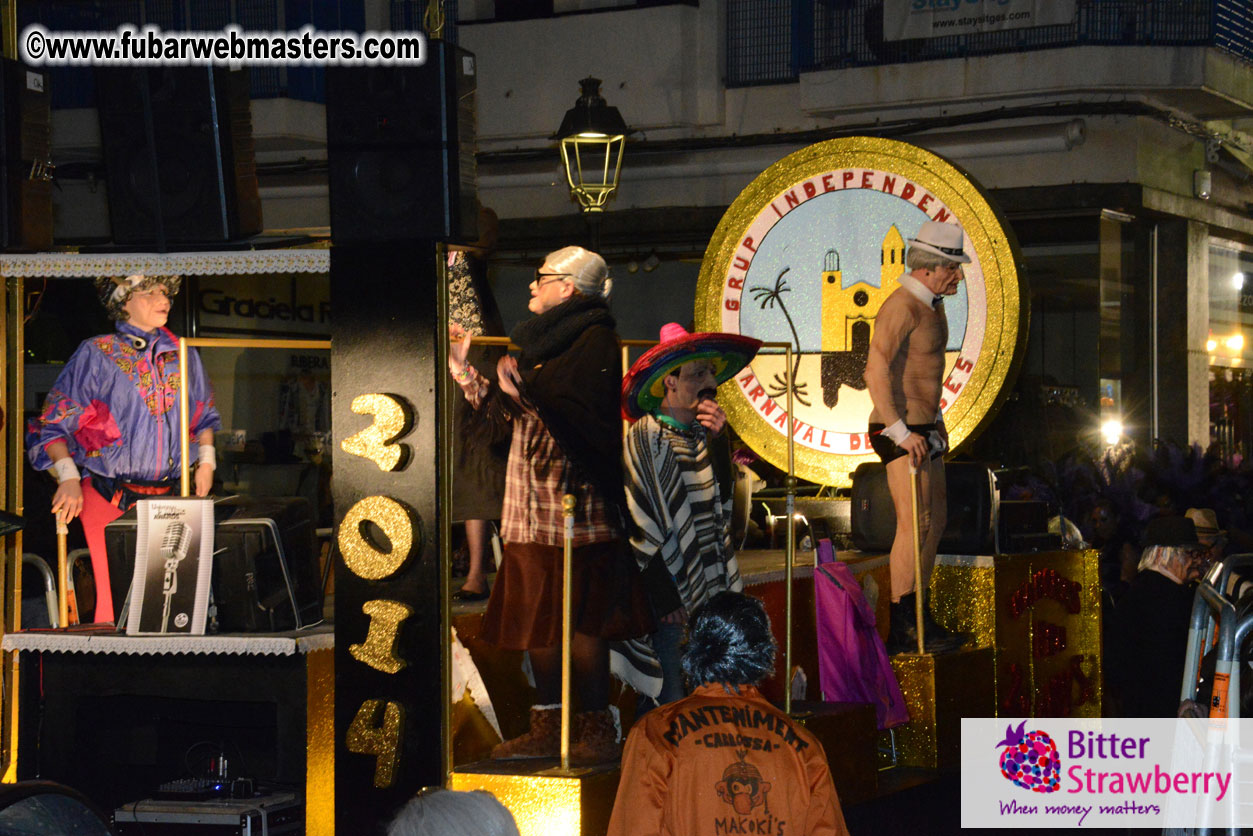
[
  {"xmin": 387, "ymin": 788, "xmax": 518, "ymax": 836},
  {"xmin": 448, "ymin": 245, "xmax": 652, "ymax": 764},
  {"xmin": 27, "ymin": 273, "xmax": 220, "ymax": 623}
]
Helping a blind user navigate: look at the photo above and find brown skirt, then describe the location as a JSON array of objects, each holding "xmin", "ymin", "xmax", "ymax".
[{"xmin": 479, "ymin": 539, "xmax": 655, "ymax": 650}]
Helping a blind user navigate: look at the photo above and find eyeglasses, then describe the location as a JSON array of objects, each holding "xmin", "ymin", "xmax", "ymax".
[{"xmin": 534, "ymin": 270, "xmax": 571, "ymax": 288}]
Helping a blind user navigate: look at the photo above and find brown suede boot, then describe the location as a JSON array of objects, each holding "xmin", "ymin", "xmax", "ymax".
[
  {"xmin": 491, "ymin": 705, "xmax": 561, "ymax": 760},
  {"xmin": 569, "ymin": 709, "xmax": 621, "ymax": 765}
]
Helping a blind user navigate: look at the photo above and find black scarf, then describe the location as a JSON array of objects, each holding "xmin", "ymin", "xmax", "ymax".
[{"xmin": 510, "ymin": 294, "xmax": 615, "ymax": 369}]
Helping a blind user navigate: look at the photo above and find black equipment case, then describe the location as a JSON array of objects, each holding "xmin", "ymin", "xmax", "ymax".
[
  {"xmin": 105, "ymin": 495, "xmax": 322, "ymax": 632},
  {"xmin": 113, "ymin": 791, "xmax": 302, "ymax": 835}
]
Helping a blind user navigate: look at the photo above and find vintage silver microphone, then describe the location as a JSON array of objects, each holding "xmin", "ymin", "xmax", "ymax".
[{"xmin": 160, "ymin": 522, "xmax": 192, "ymax": 632}]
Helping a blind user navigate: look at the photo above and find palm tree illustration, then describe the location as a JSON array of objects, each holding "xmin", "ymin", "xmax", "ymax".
[{"xmin": 748, "ymin": 267, "xmax": 811, "ymax": 407}]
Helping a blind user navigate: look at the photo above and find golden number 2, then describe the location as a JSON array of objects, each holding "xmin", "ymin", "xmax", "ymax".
[{"xmin": 340, "ymin": 394, "xmax": 411, "ymax": 471}]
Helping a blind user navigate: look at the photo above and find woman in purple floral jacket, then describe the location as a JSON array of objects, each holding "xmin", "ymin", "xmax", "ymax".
[{"xmin": 27, "ymin": 274, "xmax": 220, "ymax": 623}]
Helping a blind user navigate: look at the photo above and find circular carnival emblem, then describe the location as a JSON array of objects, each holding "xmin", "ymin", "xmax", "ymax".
[{"xmin": 696, "ymin": 136, "xmax": 1026, "ymax": 486}]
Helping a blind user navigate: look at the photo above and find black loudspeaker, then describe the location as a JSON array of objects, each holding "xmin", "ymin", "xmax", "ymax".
[
  {"xmin": 942, "ymin": 461, "xmax": 995, "ymax": 554},
  {"xmin": 0, "ymin": 59, "xmax": 51, "ymax": 251},
  {"xmin": 95, "ymin": 66, "xmax": 261, "ymax": 246},
  {"xmin": 326, "ymin": 40, "xmax": 477, "ymax": 244},
  {"xmin": 850, "ymin": 462, "xmax": 895, "ymax": 552},
  {"xmin": 105, "ymin": 496, "xmax": 323, "ymax": 632},
  {"xmin": 850, "ymin": 460, "xmax": 995, "ymax": 554}
]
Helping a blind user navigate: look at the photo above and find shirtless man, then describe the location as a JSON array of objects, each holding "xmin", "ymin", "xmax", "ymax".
[{"xmin": 864, "ymin": 221, "xmax": 969, "ymax": 655}]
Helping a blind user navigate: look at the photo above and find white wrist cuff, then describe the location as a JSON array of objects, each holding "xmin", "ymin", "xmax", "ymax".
[
  {"xmin": 51, "ymin": 458, "xmax": 80, "ymax": 483},
  {"xmin": 198, "ymin": 444, "xmax": 217, "ymax": 469},
  {"xmin": 882, "ymin": 420, "xmax": 910, "ymax": 444}
]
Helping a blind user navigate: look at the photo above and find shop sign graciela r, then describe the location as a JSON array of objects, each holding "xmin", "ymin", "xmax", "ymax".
[{"xmin": 696, "ymin": 136, "xmax": 1027, "ymax": 486}]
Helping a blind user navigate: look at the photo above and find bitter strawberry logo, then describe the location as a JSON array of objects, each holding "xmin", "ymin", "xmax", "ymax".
[{"xmin": 996, "ymin": 720, "xmax": 1061, "ymax": 793}]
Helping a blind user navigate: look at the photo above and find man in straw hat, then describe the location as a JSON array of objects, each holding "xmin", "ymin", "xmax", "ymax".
[
  {"xmin": 27, "ymin": 274, "xmax": 220, "ymax": 624},
  {"xmin": 864, "ymin": 221, "xmax": 969, "ymax": 655},
  {"xmin": 617, "ymin": 322, "xmax": 761, "ymax": 706}
]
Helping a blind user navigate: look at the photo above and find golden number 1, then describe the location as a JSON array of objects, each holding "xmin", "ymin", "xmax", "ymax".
[{"xmin": 350, "ymin": 600, "xmax": 414, "ymax": 674}]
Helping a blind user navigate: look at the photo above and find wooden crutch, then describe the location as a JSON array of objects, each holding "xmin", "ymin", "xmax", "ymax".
[
  {"xmin": 909, "ymin": 462, "xmax": 925, "ymax": 655},
  {"xmin": 55, "ymin": 509, "xmax": 69, "ymax": 628}
]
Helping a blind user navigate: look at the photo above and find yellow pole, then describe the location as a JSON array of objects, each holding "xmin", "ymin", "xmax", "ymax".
[
  {"xmin": 621, "ymin": 343, "xmax": 630, "ymax": 437},
  {"xmin": 55, "ymin": 512, "xmax": 67, "ymax": 628},
  {"xmin": 560, "ymin": 493, "xmax": 576, "ymax": 771},
  {"xmin": 1, "ymin": 0, "xmax": 15, "ymax": 60},
  {"xmin": 784, "ymin": 344, "xmax": 795, "ymax": 714},
  {"xmin": 909, "ymin": 463, "xmax": 924, "ymax": 655},
  {"xmin": 436, "ymin": 245, "xmax": 453, "ymax": 784},
  {"xmin": 178, "ymin": 339, "xmax": 190, "ymax": 497},
  {"xmin": 2, "ymin": 274, "xmax": 23, "ymax": 781}
]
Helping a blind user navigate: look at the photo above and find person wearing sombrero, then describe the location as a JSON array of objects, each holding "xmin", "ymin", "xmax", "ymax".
[
  {"xmin": 27, "ymin": 273, "xmax": 220, "ymax": 624},
  {"xmin": 864, "ymin": 221, "xmax": 969, "ymax": 655},
  {"xmin": 615, "ymin": 322, "xmax": 761, "ymax": 707}
]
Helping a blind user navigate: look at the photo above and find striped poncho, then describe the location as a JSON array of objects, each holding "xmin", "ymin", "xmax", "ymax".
[{"xmin": 610, "ymin": 413, "xmax": 741, "ymax": 698}]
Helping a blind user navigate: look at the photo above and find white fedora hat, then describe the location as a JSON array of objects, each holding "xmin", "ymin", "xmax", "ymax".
[{"xmin": 907, "ymin": 221, "xmax": 971, "ymax": 264}]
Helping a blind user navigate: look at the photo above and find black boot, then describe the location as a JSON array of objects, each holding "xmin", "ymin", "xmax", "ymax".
[
  {"xmin": 887, "ymin": 598, "xmax": 917, "ymax": 655},
  {"xmin": 886, "ymin": 593, "xmax": 966, "ymax": 655},
  {"xmin": 921, "ymin": 593, "xmax": 971, "ymax": 651}
]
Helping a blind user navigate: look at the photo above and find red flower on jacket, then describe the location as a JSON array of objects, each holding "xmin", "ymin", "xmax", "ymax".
[{"xmin": 73, "ymin": 399, "xmax": 122, "ymax": 452}]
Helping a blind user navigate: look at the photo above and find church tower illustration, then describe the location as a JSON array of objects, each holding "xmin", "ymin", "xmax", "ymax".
[{"xmin": 819, "ymin": 226, "xmax": 906, "ymax": 408}]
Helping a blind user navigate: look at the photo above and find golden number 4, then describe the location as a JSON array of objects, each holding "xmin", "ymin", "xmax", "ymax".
[{"xmin": 346, "ymin": 699, "xmax": 406, "ymax": 788}]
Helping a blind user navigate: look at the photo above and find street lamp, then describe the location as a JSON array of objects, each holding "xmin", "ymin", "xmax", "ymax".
[{"xmin": 555, "ymin": 77, "xmax": 629, "ymax": 214}]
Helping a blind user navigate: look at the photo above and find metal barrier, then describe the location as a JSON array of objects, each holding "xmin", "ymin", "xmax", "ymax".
[
  {"xmin": 729, "ymin": 0, "xmax": 1253, "ymax": 87},
  {"xmin": 20, "ymin": 554, "xmax": 57, "ymax": 630},
  {"xmin": 1179, "ymin": 555, "xmax": 1253, "ymax": 835}
]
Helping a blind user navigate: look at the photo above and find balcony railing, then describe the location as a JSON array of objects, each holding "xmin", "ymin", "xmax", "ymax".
[{"xmin": 728, "ymin": 0, "xmax": 1253, "ymax": 88}]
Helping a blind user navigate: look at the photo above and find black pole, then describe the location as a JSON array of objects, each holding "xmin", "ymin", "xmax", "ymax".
[{"xmin": 586, "ymin": 212, "xmax": 602, "ymax": 252}]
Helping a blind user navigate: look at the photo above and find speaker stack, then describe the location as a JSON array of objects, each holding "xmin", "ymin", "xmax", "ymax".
[
  {"xmin": 325, "ymin": 40, "xmax": 478, "ymax": 245},
  {"xmin": 95, "ymin": 67, "xmax": 261, "ymax": 246},
  {"xmin": 0, "ymin": 59, "xmax": 52, "ymax": 251}
]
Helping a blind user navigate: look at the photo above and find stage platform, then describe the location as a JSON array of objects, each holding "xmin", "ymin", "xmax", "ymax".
[
  {"xmin": 451, "ymin": 545, "xmax": 1103, "ymax": 808},
  {"xmin": 450, "ymin": 548, "xmax": 894, "ymax": 807}
]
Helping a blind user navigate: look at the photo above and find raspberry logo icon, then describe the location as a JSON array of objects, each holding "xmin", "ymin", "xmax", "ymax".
[{"xmin": 996, "ymin": 720, "xmax": 1061, "ymax": 793}]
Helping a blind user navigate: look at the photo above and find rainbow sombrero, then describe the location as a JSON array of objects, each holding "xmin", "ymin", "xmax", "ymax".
[{"xmin": 622, "ymin": 323, "xmax": 762, "ymax": 422}]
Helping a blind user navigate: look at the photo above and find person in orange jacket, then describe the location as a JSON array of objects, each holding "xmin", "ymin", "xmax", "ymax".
[{"xmin": 607, "ymin": 591, "xmax": 849, "ymax": 836}]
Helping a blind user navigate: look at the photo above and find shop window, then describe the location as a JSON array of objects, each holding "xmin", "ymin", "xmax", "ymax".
[{"xmin": 1208, "ymin": 241, "xmax": 1253, "ymax": 463}]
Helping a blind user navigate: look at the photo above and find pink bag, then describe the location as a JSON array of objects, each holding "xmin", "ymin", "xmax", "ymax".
[{"xmin": 814, "ymin": 541, "xmax": 908, "ymax": 729}]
